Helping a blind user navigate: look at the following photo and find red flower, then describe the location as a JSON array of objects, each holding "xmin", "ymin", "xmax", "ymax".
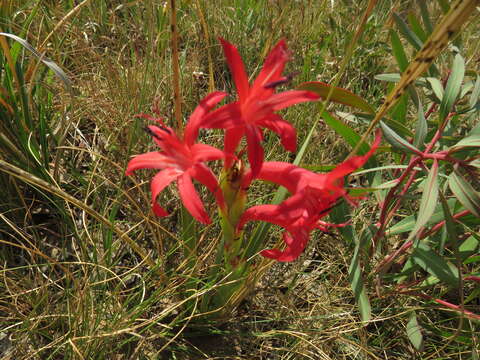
[
  {"xmin": 201, "ymin": 38, "xmax": 319, "ymax": 177},
  {"xmin": 238, "ymin": 131, "xmax": 381, "ymax": 261},
  {"xmin": 126, "ymin": 92, "xmax": 227, "ymax": 224}
]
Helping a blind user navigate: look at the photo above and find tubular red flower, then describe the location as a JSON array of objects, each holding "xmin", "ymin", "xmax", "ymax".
[
  {"xmin": 126, "ymin": 94, "xmax": 226, "ymax": 224},
  {"xmin": 200, "ymin": 38, "xmax": 319, "ymax": 177},
  {"xmin": 239, "ymin": 131, "xmax": 381, "ymax": 261}
]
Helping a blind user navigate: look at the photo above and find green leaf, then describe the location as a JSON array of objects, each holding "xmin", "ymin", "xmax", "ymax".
[
  {"xmin": 417, "ymin": 0, "xmax": 433, "ymax": 34},
  {"xmin": 426, "ymin": 77, "xmax": 444, "ymax": 102},
  {"xmin": 459, "ymin": 235, "xmax": 479, "ymax": 261},
  {"xmin": 407, "ymin": 160, "xmax": 439, "ymax": 241},
  {"xmin": 393, "ymin": 12, "xmax": 423, "ymax": 50},
  {"xmin": 407, "ymin": 12, "xmax": 428, "ymax": 43},
  {"xmin": 349, "ymin": 241, "xmax": 371, "ymax": 322},
  {"xmin": 407, "ymin": 311, "xmax": 424, "ymax": 351},
  {"xmin": 448, "ymin": 171, "xmax": 480, "ymax": 217},
  {"xmin": 450, "ymin": 133, "xmax": 480, "ymax": 150},
  {"xmin": 375, "ymin": 73, "xmax": 402, "ymax": 83},
  {"xmin": 439, "ymin": 54, "xmax": 465, "ymax": 122},
  {"xmin": 412, "ymin": 241, "xmax": 459, "ymax": 287},
  {"xmin": 380, "ymin": 121, "xmax": 422, "ymax": 155},
  {"xmin": 390, "ymin": 30, "xmax": 408, "ymax": 72},
  {"xmin": 413, "ymin": 101, "xmax": 427, "ymax": 149},
  {"xmin": 321, "ymin": 110, "xmax": 371, "ymax": 155},
  {"xmin": 297, "ymin": 81, "xmax": 375, "ymax": 114},
  {"xmin": 0, "ymin": 32, "xmax": 73, "ymax": 93},
  {"xmin": 469, "ymin": 75, "xmax": 480, "ymax": 109}
]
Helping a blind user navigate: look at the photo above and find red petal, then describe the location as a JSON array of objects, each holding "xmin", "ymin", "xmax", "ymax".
[
  {"xmin": 251, "ymin": 39, "xmax": 289, "ymax": 98},
  {"xmin": 125, "ymin": 152, "xmax": 173, "ymax": 175},
  {"xmin": 258, "ymin": 114, "xmax": 297, "ymax": 152},
  {"xmin": 150, "ymin": 168, "xmax": 181, "ymax": 217},
  {"xmin": 265, "ymin": 90, "xmax": 319, "ymax": 111},
  {"xmin": 191, "ymin": 143, "xmax": 225, "ymax": 162},
  {"xmin": 238, "ymin": 204, "xmax": 290, "ymax": 230},
  {"xmin": 245, "ymin": 124, "xmax": 264, "ymax": 178},
  {"xmin": 223, "ymin": 126, "xmax": 244, "ymax": 169},
  {"xmin": 219, "ymin": 38, "xmax": 250, "ymax": 101},
  {"xmin": 261, "ymin": 229, "xmax": 309, "ymax": 262},
  {"xmin": 177, "ymin": 173, "xmax": 211, "ymax": 224},
  {"xmin": 190, "ymin": 163, "xmax": 225, "ymax": 210},
  {"xmin": 247, "ymin": 161, "xmax": 304, "ymax": 193},
  {"xmin": 201, "ymin": 102, "xmax": 242, "ymax": 129},
  {"xmin": 184, "ymin": 91, "xmax": 227, "ymax": 145},
  {"xmin": 328, "ymin": 129, "xmax": 381, "ymax": 182}
]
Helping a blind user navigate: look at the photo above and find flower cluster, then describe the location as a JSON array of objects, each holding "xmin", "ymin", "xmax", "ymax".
[{"xmin": 126, "ymin": 38, "xmax": 380, "ymax": 262}]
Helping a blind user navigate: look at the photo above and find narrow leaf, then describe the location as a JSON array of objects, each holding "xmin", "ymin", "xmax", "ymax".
[
  {"xmin": 450, "ymin": 133, "xmax": 480, "ymax": 150},
  {"xmin": 393, "ymin": 13, "xmax": 423, "ymax": 50},
  {"xmin": 412, "ymin": 241, "xmax": 459, "ymax": 287},
  {"xmin": 0, "ymin": 32, "xmax": 72, "ymax": 93},
  {"xmin": 297, "ymin": 81, "xmax": 375, "ymax": 114},
  {"xmin": 407, "ymin": 13, "xmax": 428, "ymax": 43},
  {"xmin": 390, "ymin": 30, "xmax": 408, "ymax": 72},
  {"xmin": 418, "ymin": 0, "xmax": 433, "ymax": 34},
  {"xmin": 407, "ymin": 311, "xmax": 424, "ymax": 351},
  {"xmin": 380, "ymin": 121, "xmax": 422, "ymax": 155},
  {"xmin": 408, "ymin": 160, "xmax": 439, "ymax": 241},
  {"xmin": 426, "ymin": 77, "xmax": 444, "ymax": 102},
  {"xmin": 439, "ymin": 54, "xmax": 465, "ymax": 122},
  {"xmin": 413, "ymin": 101, "xmax": 427, "ymax": 149},
  {"xmin": 322, "ymin": 110, "xmax": 371, "ymax": 154},
  {"xmin": 349, "ymin": 242, "xmax": 371, "ymax": 322},
  {"xmin": 448, "ymin": 171, "xmax": 480, "ymax": 217},
  {"xmin": 469, "ymin": 75, "xmax": 480, "ymax": 109}
]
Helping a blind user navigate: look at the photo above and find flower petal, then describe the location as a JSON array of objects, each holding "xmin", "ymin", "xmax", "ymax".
[
  {"xmin": 184, "ymin": 91, "xmax": 227, "ymax": 145},
  {"xmin": 261, "ymin": 228, "xmax": 309, "ymax": 262},
  {"xmin": 177, "ymin": 173, "xmax": 211, "ymax": 224},
  {"xmin": 125, "ymin": 152, "xmax": 173, "ymax": 175},
  {"xmin": 190, "ymin": 163, "xmax": 225, "ymax": 210},
  {"xmin": 250, "ymin": 39, "xmax": 289, "ymax": 98},
  {"xmin": 150, "ymin": 168, "xmax": 181, "ymax": 217},
  {"xmin": 328, "ymin": 129, "xmax": 381, "ymax": 182},
  {"xmin": 265, "ymin": 90, "xmax": 319, "ymax": 111},
  {"xmin": 219, "ymin": 38, "xmax": 250, "ymax": 101},
  {"xmin": 201, "ymin": 102, "xmax": 242, "ymax": 129},
  {"xmin": 243, "ymin": 161, "xmax": 303, "ymax": 193},
  {"xmin": 223, "ymin": 126, "xmax": 244, "ymax": 169},
  {"xmin": 258, "ymin": 114, "xmax": 297, "ymax": 152},
  {"xmin": 191, "ymin": 143, "xmax": 225, "ymax": 163},
  {"xmin": 245, "ymin": 124, "xmax": 264, "ymax": 178}
]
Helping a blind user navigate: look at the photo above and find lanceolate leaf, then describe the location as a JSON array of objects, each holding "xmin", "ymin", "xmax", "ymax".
[
  {"xmin": 297, "ymin": 81, "xmax": 375, "ymax": 114},
  {"xmin": 413, "ymin": 101, "xmax": 427, "ymax": 149},
  {"xmin": 0, "ymin": 32, "xmax": 72, "ymax": 93},
  {"xmin": 450, "ymin": 133, "xmax": 480, "ymax": 150},
  {"xmin": 380, "ymin": 121, "xmax": 422, "ymax": 155},
  {"xmin": 449, "ymin": 171, "xmax": 480, "ymax": 217},
  {"xmin": 390, "ymin": 29, "xmax": 408, "ymax": 72},
  {"xmin": 469, "ymin": 75, "xmax": 480, "ymax": 109},
  {"xmin": 321, "ymin": 110, "xmax": 371, "ymax": 155},
  {"xmin": 349, "ymin": 239, "xmax": 371, "ymax": 322},
  {"xmin": 406, "ymin": 311, "xmax": 424, "ymax": 351},
  {"xmin": 408, "ymin": 160, "xmax": 439, "ymax": 241},
  {"xmin": 393, "ymin": 12, "xmax": 423, "ymax": 50},
  {"xmin": 439, "ymin": 54, "xmax": 465, "ymax": 122},
  {"xmin": 412, "ymin": 241, "xmax": 459, "ymax": 287}
]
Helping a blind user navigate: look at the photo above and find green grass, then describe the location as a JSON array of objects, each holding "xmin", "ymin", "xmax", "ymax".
[{"xmin": 1, "ymin": 1, "xmax": 480, "ymax": 359}]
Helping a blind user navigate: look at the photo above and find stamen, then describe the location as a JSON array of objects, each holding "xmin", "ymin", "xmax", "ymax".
[
  {"xmin": 264, "ymin": 71, "xmax": 300, "ymax": 89},
  {"xmin": 144, "ymin": 127, "xmax": 163, "ymax": 141},
  {"xmin": 157, "ymin": 125, "xmax": 172, "ymax": 134}
]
